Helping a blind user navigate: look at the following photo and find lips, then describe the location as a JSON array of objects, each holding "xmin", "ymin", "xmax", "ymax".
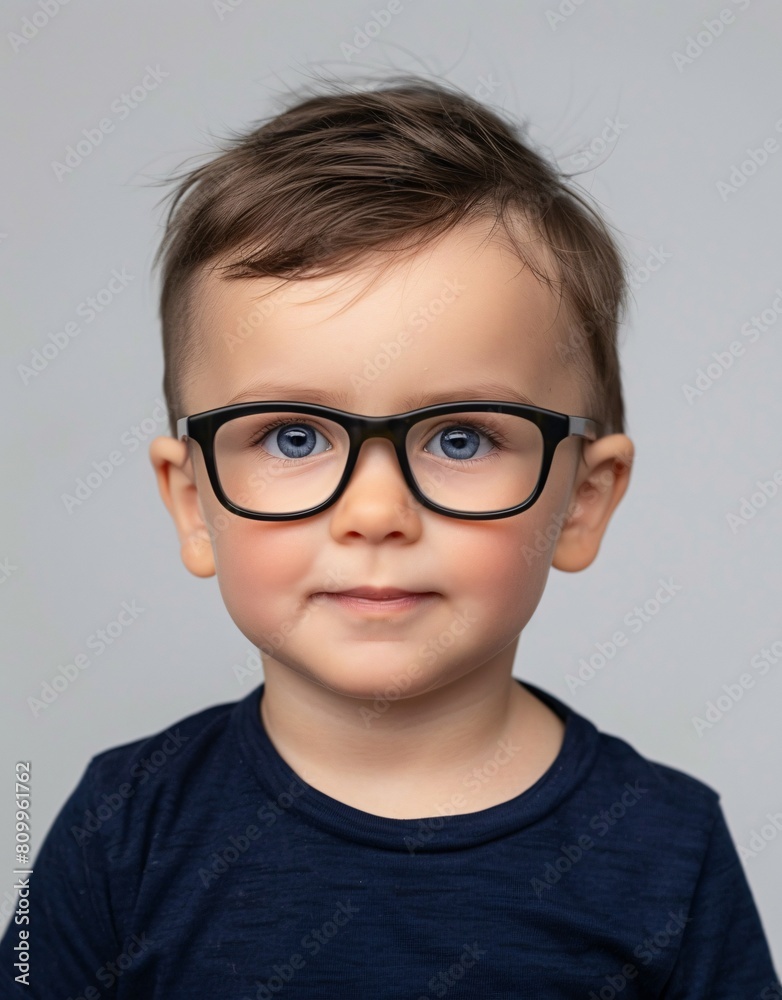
[
  {"xmin": 313, "ymin": 586, "xmax": 437, "ymax": 616},
  {"xmin": 329, "ymin": 587, "xmax": 431, "ymax": 600}
]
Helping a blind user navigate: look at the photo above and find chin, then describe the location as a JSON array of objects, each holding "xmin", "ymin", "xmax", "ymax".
[{"xmin": 305, "ymin": 661, "xmax": 429, "ymax": 706}]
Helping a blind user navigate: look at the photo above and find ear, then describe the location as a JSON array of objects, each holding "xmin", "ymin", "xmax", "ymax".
[
  {"xmin": 148, "ymin": 436, "xmax": 216, "ymax": 578},
  {"xmin": 552, "ymin": 434, "xmax": 634, "ymax": 573}
]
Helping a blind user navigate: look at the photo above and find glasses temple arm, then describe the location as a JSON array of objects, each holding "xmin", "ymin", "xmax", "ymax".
[{"xmin": 568, "ymin": 416, "xmax": 600, "ymax": 441}]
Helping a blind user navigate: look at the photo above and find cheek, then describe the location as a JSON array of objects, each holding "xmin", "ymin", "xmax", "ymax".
[
  {"xmin": 442, "ymin": 510, "xmax": 555, "ymax": 618},
  {"xmin": 442, "ymin": 450, "xmax": 577, "ymax": 624},
  {"xmin": 211, "ymin": 518, "xmax": 316, "ymax": 622}
]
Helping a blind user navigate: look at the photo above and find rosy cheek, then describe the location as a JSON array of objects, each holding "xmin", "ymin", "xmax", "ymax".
[
  {"xmin": 436, "ymin": 525, "xmax": 535, "ymax": 608},
  {"xmin": 453, "ymin": 511, "xmax": 557, "ymax": 607},
  {"xmin": 215, "ymin": 526, "xmax": 294, "ymax": 594}
]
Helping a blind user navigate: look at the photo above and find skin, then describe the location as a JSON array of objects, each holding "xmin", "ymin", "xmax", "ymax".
[{"xmin": 149, "ymin": 217, "xmax": 634, "ymax": 819}]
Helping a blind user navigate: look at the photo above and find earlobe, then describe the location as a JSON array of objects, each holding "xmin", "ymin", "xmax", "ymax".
[
  {"xmin": 552, "ymin": 435, "xmax": 634, "ymax": 573},
  {"xmin": 148, "ymin": 436, "xmax": 216, "ymax": 579}
]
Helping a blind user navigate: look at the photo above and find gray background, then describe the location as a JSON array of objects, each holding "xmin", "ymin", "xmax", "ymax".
[{"xmin": 1, "ymin": 0, "xmax": 781, "ymax": 967}]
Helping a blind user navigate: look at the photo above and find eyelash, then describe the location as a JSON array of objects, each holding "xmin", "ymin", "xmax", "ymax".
[
  {"xmin": 423, "ymin": 420, "xmax": 509, "ymax": 455},
  {"xmin": 248, "ymin": 417, "xmax": 510, "ymax": 462},
  {"xmin": 247, "ymin": 417, "xmax": 330, "ymax": 465}
]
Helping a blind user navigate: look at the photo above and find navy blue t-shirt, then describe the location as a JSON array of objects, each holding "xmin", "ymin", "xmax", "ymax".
[{"xmin": 1, "ymin": 678, "xmax": 779, "ymax": 998}]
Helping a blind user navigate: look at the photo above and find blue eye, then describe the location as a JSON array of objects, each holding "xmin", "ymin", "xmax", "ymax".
[
  {"xmin": 424, "ymin": 422, "xmax": 502, "ymax": 462},
  {"xmin": 259, "ymin": 420, "xmax": 332, "ymax": 461}
]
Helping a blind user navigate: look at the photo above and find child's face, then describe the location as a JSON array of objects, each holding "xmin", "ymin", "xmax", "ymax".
[{"xmin": 151, "ymin": 217, "xmax": 632, "ymax": 700}]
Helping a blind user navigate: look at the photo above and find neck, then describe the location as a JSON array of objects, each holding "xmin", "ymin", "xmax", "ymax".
[{"xmin": 256, "ymin": 652, "xmax": 551, "ymax": 818}]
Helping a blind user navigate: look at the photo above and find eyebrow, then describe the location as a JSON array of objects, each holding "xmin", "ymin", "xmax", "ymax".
[{"xmin": 224, "ymin": 378, "xmax": 536, "ymax": 410}]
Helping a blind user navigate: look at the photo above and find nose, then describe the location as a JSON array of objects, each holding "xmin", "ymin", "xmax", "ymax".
[
  {"xmin": 348, "ymin": 436, "xmax": 409, "ymax": 494},
  {"xmin": 330, "ymin": 436, "xmax": 422, "ymax": 531}
]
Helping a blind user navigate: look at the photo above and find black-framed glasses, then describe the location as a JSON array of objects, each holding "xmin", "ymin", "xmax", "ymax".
[{"xmin": 176, "ymin": 401, "xmax": 601, "ymax": 521}]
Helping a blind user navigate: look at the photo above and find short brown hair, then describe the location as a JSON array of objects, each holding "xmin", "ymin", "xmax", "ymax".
[{"xmin": 152, "ymin": 75, "xmax": 629, "ymax": 437}]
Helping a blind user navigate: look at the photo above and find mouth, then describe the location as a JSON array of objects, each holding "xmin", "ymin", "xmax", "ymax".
[
  {"xmin": 313, "ymin": 587, "xmax": 438, "ymax": 614},
  {"xmin": 332, "ymin": 587, "xmax": 431, "ymax": 599}
]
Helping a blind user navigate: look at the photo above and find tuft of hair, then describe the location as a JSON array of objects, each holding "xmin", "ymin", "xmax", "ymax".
[{"xmin": 151, "ymin": 74, "xmax": 629, "ymax": 438}]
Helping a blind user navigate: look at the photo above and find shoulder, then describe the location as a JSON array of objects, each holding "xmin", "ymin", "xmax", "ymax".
[
  {"xmin": 574, "ymin": 715, "xmax": 728, "ymax": 886},
  {"xmin": 74, "ymin": 688, "xmax": 258, "ymax": 851},
  {"xmin": 590, "ymin": 725, "xmax": 721, "ymax": 826},
  {"xmin": 89, "ymin": 691, "xmax": 241, "ymax": 774},
  {"xmin": 525, "ymin": 681, "xmax": 724, "ymax": 856}
]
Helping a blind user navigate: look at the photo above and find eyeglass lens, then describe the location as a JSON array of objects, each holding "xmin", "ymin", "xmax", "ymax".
[{"xmin": 212, "ymin": 410, "xmax": 545, "ymax": 515}]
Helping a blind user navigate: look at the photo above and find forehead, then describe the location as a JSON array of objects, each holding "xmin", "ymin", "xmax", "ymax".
[{"xmin": 185, "ymin": 218, "xmax": 581, "ymax": 416}]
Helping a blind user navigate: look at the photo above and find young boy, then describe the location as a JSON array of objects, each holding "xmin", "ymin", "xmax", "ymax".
[{"xmin": 2, "ymin": 77, "xmax": 779, "ymax": 998}]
